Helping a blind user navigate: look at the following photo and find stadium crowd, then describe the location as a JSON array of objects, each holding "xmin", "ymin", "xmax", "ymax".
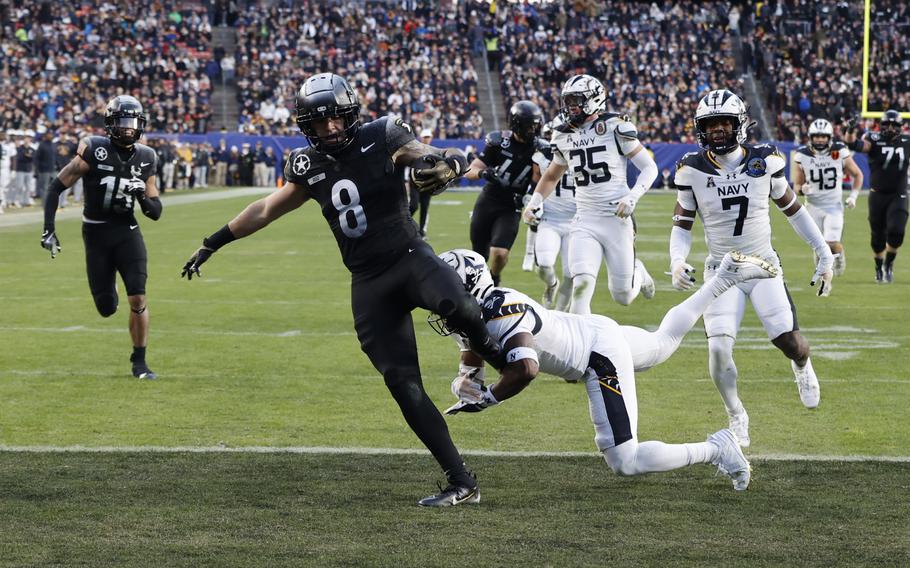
[
  {"xmin": 231, "ymin": 0, "xmax": 485, "ymax": 139},
  {"xmin": 0, "ymin": 0, "xmax": 216, "ymax": 136}
]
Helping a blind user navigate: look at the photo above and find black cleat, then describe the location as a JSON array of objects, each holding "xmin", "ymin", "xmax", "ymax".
[
  {"xmin": 884, "ymin": 265, "xmax": 893, "ymax": 283},
  {"xmin": 418, "ymin": 481, "xmax": 480, "ymax": 507},
  {"xmin": 131, "ymin": 362, "xmax": 157, "ymax": 380},
  {"xmin": 875, "ymin": 266, "xmax": 884, "ymax": 283}
]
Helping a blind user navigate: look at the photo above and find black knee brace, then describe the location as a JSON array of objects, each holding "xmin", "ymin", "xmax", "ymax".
[
  {"xmin": 93, "ymin": 293, "xmax": 118, "ymax": 317},
  {"xmin": 887, "ymin": 229, "xmax": 905, "ymax": 249}
]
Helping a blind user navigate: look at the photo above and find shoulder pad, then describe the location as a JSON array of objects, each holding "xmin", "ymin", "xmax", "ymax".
[
  {"xmin": 484, "ymin": 131, "xmax": 504, "ymax": 146},
  {"xmin": 389, "ymin": 116, "xmax": 413, "ymax": 135},
  {"xmin": 615, "ymin": 121, "xmax": 638, "ymax": 140},
  {"xmin": 554, "ymin": 121, "xmax": 574, "ymax": 134},
  {"xmin": 534, "ymin": 137, "xmax": 550, "ymax": 152},
  {"xmin": 794, "ymin": 145, "xmax": 813, "ymax": 157},
  {"xmin": 676, "ymin": 151, "xmax": 700, "ymax": 170},
  {"xmin": 831, "ymin": 141, "xmax": 847, "ymax": 151}
]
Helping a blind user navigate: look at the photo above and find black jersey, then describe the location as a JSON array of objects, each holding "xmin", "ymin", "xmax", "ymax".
[
  {"xmin": 865, "ymin": 132, "xmax": 910, "ymax": 194},
  {"xmin": 284, "ymin": 116, "xmax": 420, "ymax": 275},
  {"xmin": 477, "ymin": 130, "xmax": 543, "ymax": 204},
  {"xmin": 78, "ymin": 136, "xmax": 158, "ymax": 223}
]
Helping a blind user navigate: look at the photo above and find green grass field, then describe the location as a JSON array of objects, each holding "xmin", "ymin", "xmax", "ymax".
[{"xmin": 1, "ymin": 189, "xmax": 908, "ymax": 566}]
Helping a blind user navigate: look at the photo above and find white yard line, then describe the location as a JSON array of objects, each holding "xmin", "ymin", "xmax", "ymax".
[{"xmin": 0, "ymin": 444, "xmax": 907, "ymax": 462}]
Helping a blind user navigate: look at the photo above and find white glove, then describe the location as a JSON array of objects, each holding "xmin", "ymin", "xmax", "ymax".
[
  {"xmin": 122, "ymin": 178, "xmax": 147, "ymax": 197},
  {"xmin": 810, "ymin": 250, "xmax": 834, "ymax": 297},
  {"xmin": 670, "ymin": 260, "xmax": 696, "ymax": 290},
  {"xmin": 522, "ymin": 204, "xmax": 543, "ymax": 226},
  {"xmin": 445, "ymin": 386, "xmax": 498, "ymax": 414},
  {"xmin": 614, "ymin": 195, "xmax": 636, "ymax": 218},
  {"xmin": 845, "ymin": 193, "xmax": 858, "ymax": 209},
  {"xmin": 451, "ymin": 369, "xmax": 484, "ymax": 403}
]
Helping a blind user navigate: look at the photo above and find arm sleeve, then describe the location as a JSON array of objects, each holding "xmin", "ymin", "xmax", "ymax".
[
  {"xmin": 669, "ymin": 225, "xmax": 693, "ymax": 267},
  {"xmin": 138, "ymin": 196, "xmax": 162, "ymax": 220},
  {"xmin": 787, "ymin": 206, "xmax": 830, "ymax": 255},
  {"xmin": 43, "ymin": 177, "xmax": 68, "ymax": 231},
  {"xmin": 629, "ymin": 148, "xmax": 657, "ymax": 195},
  {"xmin": 770, "ymin": 176, "xmax": 790, "ymax": 199}
]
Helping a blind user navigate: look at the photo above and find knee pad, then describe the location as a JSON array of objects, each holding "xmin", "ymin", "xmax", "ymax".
[
  {"xmin": 609, "ymin": 288, "xmax": 634, "ymax": 306},
  {"xmin": 603, "ymin": 442, "xmax": 638, "ymax": 476},
  {"xmin": 436, "ymin": 294, "xmax": 481, "ymax": 329},
  {"xmin": 572, "ymin": 273, "xmax": 596, "ymax": 293},
  {"xmin": 93, "ymin": 293, "xmax": 118, "ymax": 317},
  {"xmin": 383, "ymin": 370, "xmax": 425, "ymax": 403},
  {"xmin": 887, "ymin": 229, "xmax": 905, "ymax": 248}
]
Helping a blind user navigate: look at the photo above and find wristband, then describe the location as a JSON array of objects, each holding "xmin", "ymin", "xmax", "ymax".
[{"xmin": 203, "ymin": 224, "xmax": 236, "ymax": 251}]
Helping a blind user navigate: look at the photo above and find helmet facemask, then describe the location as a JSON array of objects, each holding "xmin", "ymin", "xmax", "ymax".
[
  {"xmin": 104, "ymin": 96, "xmax": 146, "ymax": 147},
  {"xmin": 696, "ymin": 115, "xmax": 743, "ymax": 155},
  {"xmin": 295, "ymin": 74, "xmax": 362, "ymax": 154}
]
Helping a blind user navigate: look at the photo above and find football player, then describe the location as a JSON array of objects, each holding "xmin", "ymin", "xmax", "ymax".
[
  {"xmin": 844, "ymin": 109, "xmax": 910, "ymax": 283},
  {"xmin": 792, "ymin": 118, "xmax": 864, "ymax": 276},
  {"xmin": 523, "ymin": 75, "xmax": 659, "ymax": 313},
  {"xmin": 41, "ymin": 95, "xmax": 162, "ymax": 379},
  {"xmin": 670, "ymin": 89, "xmax": 834, "ymax": 445},
  {"xmin": 435, "ymin": 248, "xmax": 779, "ymax": 490},
  {"xmin": 181, "ymin": 73, "xmax": 503, "ymax": 507},
  {"xmin": 465, "ymin": 100, "xmax": 545, "ymax": 285},
  {"xmin": 524, "ymin": 118, "xmax": 576, "ymax": 310}
]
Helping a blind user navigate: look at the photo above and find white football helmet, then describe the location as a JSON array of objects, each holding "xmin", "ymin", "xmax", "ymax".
[
  {"xmin": 694, "ymin": 89, "xmax": 749, "ymax": 154},
  {"xmin": 438, "ymin": 249, "xmax": 494, "ymax": 302},
  {"xmin": 808, "ymin": 118, "xmax": 834, "ymax": 153},
  {"xmin": 560, "ymin": 74, "xmax": 607, "ymax": 126}
]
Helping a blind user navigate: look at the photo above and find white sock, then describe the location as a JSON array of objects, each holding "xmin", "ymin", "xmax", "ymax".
[
  {"xmin": 556, "ymin": 275, "xmax": 573, "ymax": 311},
  {"xmin": 605, "ymin": 440, "xmax": 718, "ymax": 475},
  {"xmin": 709, "ymin": 336, "xmax": 743, "ymax": 414}
]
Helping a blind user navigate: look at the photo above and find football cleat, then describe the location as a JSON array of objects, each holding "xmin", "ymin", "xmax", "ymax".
[
  {"xmin": 883, "ymin": 264, "xmax": 893, "ymax": 284},
  {"xmin": 635, "ymin": 259, "xmax": 656, "ymax": 299},
  {"xmin": 728, "ymin": 407, "xmax": 750, "ymax": 447},
  {"xmin": 708, "ymin": 428, "xmax": 751, "ymax": 491},
  {"xmin": 131, "ymin": 362, "xmax": 157, "ymax": 380},
  {"xmin": 418, "ymin": 481, "xmax": 480, "ymax": 507},
  {"xmin": 832, "ymin": 252, "xmax": 845, "ymax": 276},
  {"xmin": 792, "ymin": 359, "xmax": 820, "ymax": 408},
  {"xmin": 717, "ymin": 250, "xmax": 779, "ymax": 283},
  {"xmin": 541, "ymin": 278, "xmax": 559, "ymax": 309}
]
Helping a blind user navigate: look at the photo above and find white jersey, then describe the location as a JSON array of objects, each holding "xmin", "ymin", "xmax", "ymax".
[
  {"xmin": 674, "ymin": 144, "xmax": 788, "ymax": 265},
  {"xmin": 532, "ymin": 142, "xmax": 576, "ymax": 223},
  {"xmin": 550, "ymin": 112, "xmax": 639, "ymax": 214},
  {"xmin": 792, "ymin": 142, "xmax": 851, "ymax": 209},
  {"xmin": 478, "ymin": 287, "xmax": 607, "ymax": 381}
]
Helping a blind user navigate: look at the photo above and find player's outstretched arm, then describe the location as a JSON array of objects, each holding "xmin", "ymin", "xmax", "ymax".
[
  {"xmin": 446, "ymin": 333, "xmax": 539, "ymax": 415},
  {"xmin": 843, "ymin": 120, "xmax": 872, "ymax": 153},
  {"xmin": 181, "ymin": 181, "xmax": 309, "ymax": 280},
  {"xmin": 774, "ymin": 185, "xmax": 834, "ymax": 296},
  {"xmin": 40, "ymin": 146, "xmax": 91, "ymax": 259},
  {"xmin": 844, "ymin": 156, "xmax": 864, "ymax": 208}
]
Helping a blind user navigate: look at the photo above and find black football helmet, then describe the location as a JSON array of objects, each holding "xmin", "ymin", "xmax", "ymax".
[
  {"xmin": 880, "ymin": 109, "xmax": 903, "ymax": 140},
  {"xmin": 104, "ymin": 95, "xmax": 146, "ymax": 146},
  {"xmin": 508, "ymin": 100, "xmax": 543, "ymax": 142},
  {"xmin": 295, "ymin": 74, "xmax": 361, "ymax": 153}
]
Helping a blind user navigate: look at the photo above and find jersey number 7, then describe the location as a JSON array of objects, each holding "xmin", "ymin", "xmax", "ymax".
[{"xmin": 721, "ymin": 195, "xmax": 748, "ymax": 236}]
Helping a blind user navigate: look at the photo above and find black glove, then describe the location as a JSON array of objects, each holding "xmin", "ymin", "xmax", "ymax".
[
  {"xmin": 181, "ymin": 246, "xmax": 215, "ymax": 280},
  {"xmin": 480, "ymin": 167, "xmax": 501, "ymax": 185},
  {"xmin": 40, "ymin": 229, "xmax": 61, "ymax": 259}
]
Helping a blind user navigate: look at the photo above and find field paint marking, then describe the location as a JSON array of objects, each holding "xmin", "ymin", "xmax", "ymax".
[
  {"xmin": 0, "ymin": 445, "xmax": 907, "ymax": 462},
  {"xmin": 3, "ymin": 368, "xmax": 908, "ymax": 384},
  {"xmin": 0, "ymin": 187, "xmax": 273, "ymax": 229}
]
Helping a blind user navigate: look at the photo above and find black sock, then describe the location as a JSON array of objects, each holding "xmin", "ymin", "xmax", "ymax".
[
  {"xmin": 875, "ymin": 257, "xmax": 884, "ymax": 270},
  {"xmin": 445, "ymin": 465, "xmax": 476, "ymax": 488},
  {"xmin": 492, "ymin": 273, "xmax": 501, "ymax": 286},
  {"xmin": 131, "ymin": 346, "xmax": 146, "ymax": 363},
  {"xmin": 885, "ymin": 251, "xmax": 896, "ymax": 269},
  {"xmin": 385, "ymin": 378, "xmax": 466, "ymax": 479}
]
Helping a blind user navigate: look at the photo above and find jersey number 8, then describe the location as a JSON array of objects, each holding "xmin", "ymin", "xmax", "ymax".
[{"xmin": 331, "ymin": 179, "xmax": 367, "ymax": 238}]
